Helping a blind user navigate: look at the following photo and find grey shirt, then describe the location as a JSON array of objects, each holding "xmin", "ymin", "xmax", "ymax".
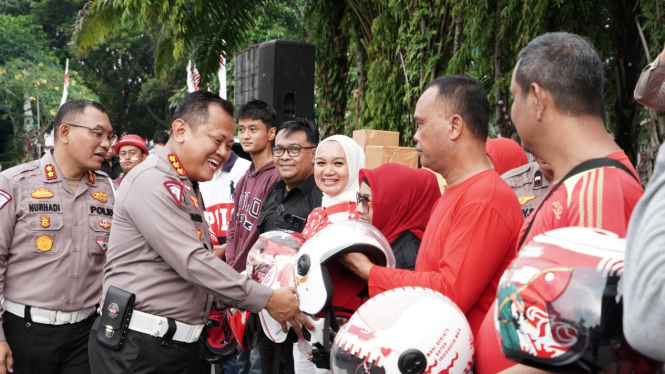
[
  {"xmin": 501, "ymin": 161, "xmax": 551, "ymax": 220},
  {"xmin": 634, "ymin": 58, "xmax": 665, "ymax": 110},
  {"xmin": 102, "ymin": 146, "xmax": 273, "ymax": 326},
  {"xmin": 624, "ymin": 142, "xmax": 665, "ymax": 361},
  {"xmin": 0, "ymin": 151, "xmax": 115, "ymax": 341}
]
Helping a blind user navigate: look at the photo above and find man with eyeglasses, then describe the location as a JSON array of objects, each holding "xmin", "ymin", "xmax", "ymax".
[
  {"xmin": 112, "ymin": 134, "xmax": 149, "ymax": 185},
  {"xmin": 256, "ymin": 118, "xmax": 322, "ymax": 374},
  {"xmin": 0, "ymin": 99, "xmax": 116, "ymax": 374}
]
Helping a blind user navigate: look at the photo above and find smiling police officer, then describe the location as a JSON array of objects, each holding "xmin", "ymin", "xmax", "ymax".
[
  {"xmin": 88, "ymin": 91, "xmax": 311, "ymax": 374},
  {"xmin": 0, "ymin": 99, "xmax": 116, "ymax": 374}
]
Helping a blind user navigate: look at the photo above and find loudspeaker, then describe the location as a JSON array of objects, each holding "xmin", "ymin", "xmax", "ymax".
[{"xmin": 234, "ymin": 40, "xmax": 316, "ymax": 127}]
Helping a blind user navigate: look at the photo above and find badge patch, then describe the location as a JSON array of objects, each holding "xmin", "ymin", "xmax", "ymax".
[
  {"xmin": 0, "ymin": 190, "xmax": 11, "ymax": 210},
  {"xmin": 98, "ymin": 219, "xmax": 111, "ymax": 229},
  {"xmin": 534, "ymin": 170, "xmax": 543, "ymax": 188},
  {"xmin": 107, "ymin": 303, "xmax": 119, "ymax": 319},
  {"xmin": 87, "ymin": 170, "xmax": 95, "ymax": 184},
  {"xmin": 552, "ymin": 201, "xmax": 563, "ymax": 220},
  {"xmin": 31, "ymin": 187, "xmax": 54, "ymax": 199},
  {"xmin": 164, "ymin": 181, "xmax": 183, "ymax": 205},
  {"xmin": 36, "ymin": 235, "xmax": 54, "ymax": 252},
  {"xmin": 90, "ymin": 191, "xmax": 108, "ymax": 203},
  {"xmin": 196, "ymin": 228, "xmax": 203, "ymax": 241},
  {"xmin": 518, "ymin": 195, "xmax": 536, "ymax": 206},
  {"xmin": 44, "ymin": 164, "xmax": 57, "ymax": 180},
  {"xmin": 189, "ymin": 195, "xmax": 199, "ymax": 209},
  {"xmin": 184, "ymin": 184, "xmax": 192, "ymax": 192},
  {"xmin": 168, "ymin": 154, "xmax": 186, "ymax": 176},
  {"xmin": 40, "ymin": 215, "xmax": 50, "ymax": 228},
  {"xmin": 96, "ymin": 239, "xmax": 109, "ymax": 252}
]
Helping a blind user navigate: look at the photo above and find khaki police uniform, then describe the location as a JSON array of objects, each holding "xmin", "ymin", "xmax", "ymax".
[
  {"xmin": 0, "ymin": 151, "xmax": 115, "ymax": 374},
  {"xmin": 501, "ymin": 161, "xmax": 551, "ymax": 219},
  {"xmin": 635, "ymin": 57, "xmax": 665, "ymax": 110},
  {"xmin": 88, "ymin": 146, "xmax": 273, "ymax": 374}
]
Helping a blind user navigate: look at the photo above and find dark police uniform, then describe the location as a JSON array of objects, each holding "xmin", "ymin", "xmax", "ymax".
[
  {"xmin": 501, "ymin": 161, "xmax": 551, "ymax": 219},
  {"xmin": 88, "ymin": 146, "xmax": 273, "ymax": 374},
  {"xmin": 0, "ymin": 151, "xmax": 115, "ymax": 374}
]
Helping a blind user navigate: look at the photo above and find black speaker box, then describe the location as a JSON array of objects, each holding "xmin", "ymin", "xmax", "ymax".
[{"xmin": 234, "ymin": 40, "xmax": 316, "ymax": 127}]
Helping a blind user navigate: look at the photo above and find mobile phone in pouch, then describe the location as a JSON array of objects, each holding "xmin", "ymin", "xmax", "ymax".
[{"xmin": 284, "ymin": 214, "xmax": 307, "ymax": 229}]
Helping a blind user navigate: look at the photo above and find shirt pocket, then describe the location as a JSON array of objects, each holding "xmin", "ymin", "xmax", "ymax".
[
  {"xmin": 26, "ymin": 213, "xmax": 64, "ymax": 255},
  {"xmin": 89, "ymin": 217, "xmax": 112, "ymax": 256}
]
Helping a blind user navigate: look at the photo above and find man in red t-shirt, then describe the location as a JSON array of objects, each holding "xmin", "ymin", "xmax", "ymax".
[
  {"xmin": 342, "ymin": 75, "xmax": 523, "ymax": 336},
  {"xmin": 474, "ymin": 32, "xmax": 644, "ymax": 374}
]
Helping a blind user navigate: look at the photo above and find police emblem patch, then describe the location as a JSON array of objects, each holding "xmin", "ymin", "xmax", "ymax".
[
  {"xmin": 189, "ymin": 195, "xmax": 199, "ymax": 209},
  {"xmin": 90, "ymin": 191, "xmax": 108, "ymax": 203},
  {"xmin": 0, "ymin": 190, "xmax": 11, "ymax": 210},
  {"xmin": 44, "ymin": 164, "xmax": 57, "ymax": 180},
  {"xmin": 96, "ymin": 239, "xmax": 109, "ymax": 252},
  {"xmin": 168, "ymin": 154, "xmax": 186, "ymax": 176},
  {"xmin": 99, "ymin": 219, "xmax": 111, "ymax": 229},
  {"xmin": 107, "ymin": 303, "xmax": 119, "ymax": 319},
  {"xmin": 31, "ymin": 187, "xmax": 54, "ymax": 199},
  {"xmin": 36, "ymin": 235, "xmax": 54, "ymax": 252},
  {"xmin": 40, "ymin": 215, "xmax": 50, "ymax": 228},
  {"xmin": 164, "ymin": 181, "xmax": 183, "ymax": 205},
  {"xmin": 87, "ymin": 170, "xmax": 95, "ymax": 184},
  {"xmin": 517, "ymin": 195, "xmax": 536, "ymax": 206}
]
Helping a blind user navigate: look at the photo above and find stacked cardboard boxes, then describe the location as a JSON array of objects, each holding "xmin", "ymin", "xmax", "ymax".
[{"xmin": 352, "ymin": 130, "xmax": 418, "ymax": 169}]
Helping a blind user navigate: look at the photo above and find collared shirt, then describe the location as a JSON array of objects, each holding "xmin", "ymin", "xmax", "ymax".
[
  {"xmin": 501, "ymin": 161, "xmax": 551, "ymax": 219},
  {"xmin": 0, "ymin": 151, "xmax": 115, "ymax": 340},
  {"xmin": 100, "ymin": 155, "xmax": 123, "ymax": 179},
  {"xmin": 102, "ymin": 146, "xmax": 273, "ymax": 326},
  {"xmin": 258, "ymin": 174, "xmax": 322, "ymax": 234},
  {"xmin": 635, "ymin": 57, "xmax": 665, "ymax": 110}
]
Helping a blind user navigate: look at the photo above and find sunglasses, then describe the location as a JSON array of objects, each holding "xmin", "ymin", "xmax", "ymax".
[{"xmin": 356, "ymin": 192, "xmax": 373, "ymax": 212}]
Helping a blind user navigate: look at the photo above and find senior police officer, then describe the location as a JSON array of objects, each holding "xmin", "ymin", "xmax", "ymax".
[
  {"xmin": 0, "ymin": 99, "xmax": 116, "ymax": 374},
  {"xmin": 88, "ymin": 91, "xmax": 311, "ymax": 374}
]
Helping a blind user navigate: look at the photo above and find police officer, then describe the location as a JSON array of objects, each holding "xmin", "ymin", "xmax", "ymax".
[
  {"xmin": 88, "ymin": 91, "xmax": 311, "ymax": 374},
  {"xmin": 0, "ymin": 99, "xmax": 116, "ymax": 374},
  {"xmin": 501, "ymin": 160, "xmax": 553, "ymax": 219}
]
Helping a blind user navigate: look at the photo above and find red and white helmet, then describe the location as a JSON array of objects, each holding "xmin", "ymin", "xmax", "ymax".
[
  {"xmin": 227, "ymin": 308, "xmax": 250, "ymax": 351},
  {"xmin": 496, "ymin": 227, "xmax": 661, "ymax": 373},
  {"xmin": 199, "ymin": 307, "xmax": 239, "ymax": 364},
  {"xmin": 246, "ymin": 230, "xmax": 307, "ymax": 284},
  {"xmin": 331, "ymin": 287, "xmax": 474, "ymax": 374}
]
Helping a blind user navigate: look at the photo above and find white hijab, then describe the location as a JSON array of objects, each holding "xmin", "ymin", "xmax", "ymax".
[{"xmin": 316, "ymin": 135, "xmax": 366, "ymax": 208}]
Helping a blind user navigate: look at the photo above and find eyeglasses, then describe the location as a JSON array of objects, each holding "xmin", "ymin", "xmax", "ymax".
[
  {"xmin": 271, "ymin": 145, "xmax": 317, "ymax": 157},
  {"xmin": 356, "ymin": 192, "xmax": 373, "ymax": 212},
  {"xmin": 64, "ymin": 123, "xmax": 117, "ymax": 145}
]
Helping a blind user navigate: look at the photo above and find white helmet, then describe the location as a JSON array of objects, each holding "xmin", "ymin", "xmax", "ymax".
[{"xmin": 332, "ymin": 287, "xmax": 474, "ymax": 374}]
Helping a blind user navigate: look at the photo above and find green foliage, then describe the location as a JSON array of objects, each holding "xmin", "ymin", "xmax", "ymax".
[{"xmin": 0, "ymin": 14, "xmax": 53, "ymax": 65}]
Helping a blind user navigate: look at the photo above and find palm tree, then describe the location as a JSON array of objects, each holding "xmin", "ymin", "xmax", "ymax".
[{"xmin": 72, "ymin": 0, "xmax": 271, "ymax": 80}]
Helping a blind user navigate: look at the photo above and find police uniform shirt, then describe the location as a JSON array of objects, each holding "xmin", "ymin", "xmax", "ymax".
[
  {"xmin": 0, "ymin": 151, "xmax": 115, "ymax": 340},
  {"xmin": 634, "ymin": 57, "xmax": 665, "ymax": 111},
  {"xmin": 102, "ymin": 146, "xmax": 272, "ymax": 326},
  {"xmin": 501, "ymin": 161, "xmax": 551, "ymax": 219}
]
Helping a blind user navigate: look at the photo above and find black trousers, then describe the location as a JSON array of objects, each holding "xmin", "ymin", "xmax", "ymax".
[
  {"xmin": 258, "ymin": 329, "xmax": 294, "ymax": 374},
  {"xmin": 89, "ymin": 316, "xmax": 201, "ymax": 374},
  {"xmin": 3, "ymin": 310, "xmax": 95, "ymax": 374}
]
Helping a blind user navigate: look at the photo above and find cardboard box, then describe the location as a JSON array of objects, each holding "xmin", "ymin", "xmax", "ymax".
[
  {"xmin": 353, "ymin": 130, "xmax": 399, "ymax": 152},
  {"xmin": 365, "ymin": 146, "xmax": 419, "ymax": 169}
]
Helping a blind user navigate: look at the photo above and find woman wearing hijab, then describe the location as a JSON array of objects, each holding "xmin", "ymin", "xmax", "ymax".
[
  {"xmin": 301, "ymin": 135, "xmax": 365, "ymax": 239},
  {"xmin": 356, "ymin": 163, "xmax": 441, "ymax": 270},
  {"xmin": 485, "ymin": 138, "xmax": 528, "ymax": 176}
]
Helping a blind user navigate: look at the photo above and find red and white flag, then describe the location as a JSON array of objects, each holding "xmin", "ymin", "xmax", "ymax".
[
  {"xmin": 186, "ymin": 60, "xmax": 195, "ymax": 93},
  {"xmin": 192, "ymin": 65, "xmax": 201, "ymax": 91},
  {"xmin": 218, "ymin": 54, "xmax": 227, "ymax": 99},
  {"xmin": 59, "ymin": 59, "xmax": 69, "ymax": 107}
]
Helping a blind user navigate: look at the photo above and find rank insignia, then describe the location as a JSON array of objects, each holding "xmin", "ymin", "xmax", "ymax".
[
  {"xmin": 189, "ymin": 195, "xmax": 199, "ymax": 209},
  {"xmin": 40, "ymin": 215, "xmax": 50, "ymax": 228},
  {"xmin": 44, "ymin": 164, "xmax": 57, "ymax": 180},
  {"xmin": 164, "ymin": 181, "xmax": 183, "ymax": 205},
  {"xmin": 196, "ymin": 228, "xmax": 203, "ymax": 241},
  {"xmin": 96, "ymin": 239, "xmax": 108, "ymax": 251},
  {"xmin": 0, "ymin": 190, "xmax": 11, "ymax": 210},
  {"xmin": 168, "ymin": 154, "xmax": 186, "ymax": 176},
  {"xmin": 31, "ymin": 187, "xmax": 54, "ymax": 199},
  {"xmin": 518, "ymin": 195, "xmax": 536, "ymax": 206},
  {"xmin": 90, "ymin": 191, "xmax": 108, "ymax": 203},
  {"xmin": 99, "ymin": 219, "xmax": 111, "ymax": 229},
  {"xmin": 87, "ymin": 170, "xmax": 95, "ymax": 184},
  {"xmin": 36, "ymin": 235, "xmax": 54, "ymax": 252}
]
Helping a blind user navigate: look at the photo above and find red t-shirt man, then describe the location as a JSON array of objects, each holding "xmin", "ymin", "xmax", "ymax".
[
  {"xmin": 368, "ymin": 169, "xmax": 523, "ymax": 335},
  {"xmin": 474, "ymin": 150, "xmax": 644, "ymax": 374}
]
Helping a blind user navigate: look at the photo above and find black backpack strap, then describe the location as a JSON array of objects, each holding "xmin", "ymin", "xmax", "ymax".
[{"xmin": 518, "ymin": 158, "xmax": 640, "ymax": 248}]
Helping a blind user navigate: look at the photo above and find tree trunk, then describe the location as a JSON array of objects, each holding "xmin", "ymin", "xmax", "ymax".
[
  {"xmin": 493, "ymin": 0, "xmax": 513, "ymax": 139},
  {"xmin": 453, "ymin": 15, "xmax": 463, "ymax": 54},
  {"xmin": 356, "ymin": 40, "xmax": 366, "ymax": 112}
]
